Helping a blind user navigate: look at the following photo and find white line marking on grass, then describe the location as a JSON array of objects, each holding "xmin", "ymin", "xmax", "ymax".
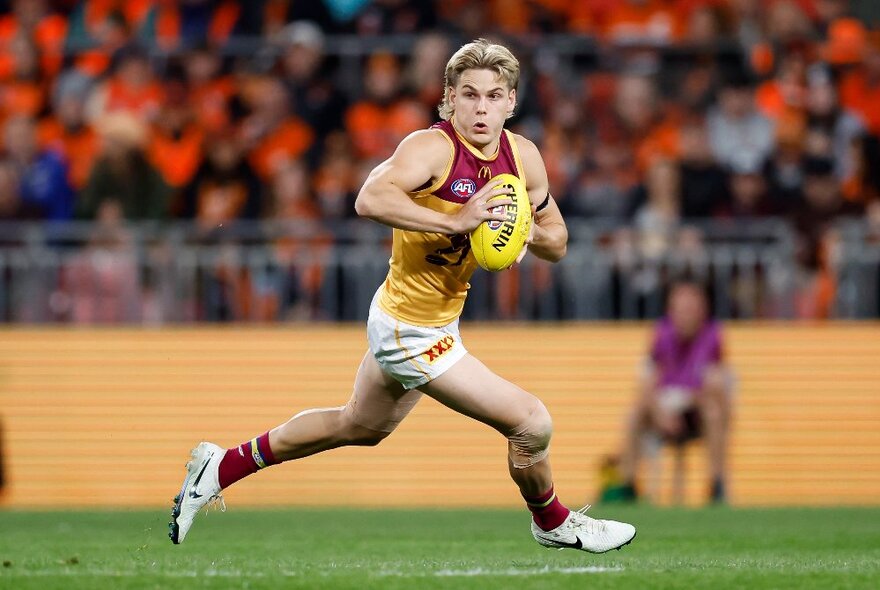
[
  {"xmin": 6, "ymin": 565, "xmax": 623, "ymax": 578},
  {"xmin": 433, "ymin": 566, "xmax": 623, "ymax": 577},
  {"xmin": 374, "ymin": 566, "xmax": 623, "ymax": 577}
]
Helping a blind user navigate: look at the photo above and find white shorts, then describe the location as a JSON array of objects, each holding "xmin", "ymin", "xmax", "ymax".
[{"xmin": 367, "ymin": 290, "xmax": 468, "ymax": 390}]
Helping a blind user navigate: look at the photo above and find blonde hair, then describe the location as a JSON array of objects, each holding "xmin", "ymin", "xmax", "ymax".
[{"xmin": 438, "ymin": 38, "xmax": 520, "ymax": 121}]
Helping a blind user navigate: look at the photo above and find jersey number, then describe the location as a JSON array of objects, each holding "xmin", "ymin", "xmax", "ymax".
[{"xmin": 425, "ymin": 233, "xmax": 471, "ymax": 267}]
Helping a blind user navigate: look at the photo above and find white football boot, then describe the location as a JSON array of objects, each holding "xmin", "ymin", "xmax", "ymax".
[
  {"xmin": 531, "ymin": 506, "xmax": 636, "ymax": 553},
  {"xmin": 169, "ymin": 442, "xmax": 225, "ymax": 544}
]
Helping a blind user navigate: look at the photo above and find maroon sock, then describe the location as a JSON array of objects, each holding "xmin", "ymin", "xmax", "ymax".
[
  {"xmin": 524, "ymin": 486, "xmax": 570, "ymax": 531},
  {"xmin": 217, "ymin": 431, "xmax": 278, "ymax": 489}
]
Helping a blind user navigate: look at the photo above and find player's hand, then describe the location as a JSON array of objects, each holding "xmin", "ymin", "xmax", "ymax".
[
  {"xmin": 450, "ymin": 181, "xmax": 513, "ymax": 234},
  {"xmin": 515, "ymin": 204, "xmax": 538, "ymax": 265}
]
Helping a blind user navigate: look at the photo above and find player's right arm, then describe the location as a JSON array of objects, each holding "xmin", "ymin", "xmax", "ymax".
[{"xmin": 355, "ymin": 129, "xmax": 511, "ymax": 234}]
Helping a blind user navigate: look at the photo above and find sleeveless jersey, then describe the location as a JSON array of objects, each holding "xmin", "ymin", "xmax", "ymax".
[{"xmin": 378, "ymin": 120, "xmax": 525, "ymax": 327}]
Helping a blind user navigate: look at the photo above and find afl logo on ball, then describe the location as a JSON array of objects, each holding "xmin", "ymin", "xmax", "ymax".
[
  {"xmin": 451, "ymin": 178, "xmax": 476, "ymax": 200},
  {"xmin": 487, "ymin": 204, "xmax": 505, "ymax": 230}
]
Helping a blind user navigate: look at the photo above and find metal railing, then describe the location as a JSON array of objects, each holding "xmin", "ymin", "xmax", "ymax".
[
  {"xmin": 834, "ymin": 219, "xmax": 880, "ymax": 319},
  {"xmin": 0, "ymin": 218, "xmax": 810, "ymax": 323}
]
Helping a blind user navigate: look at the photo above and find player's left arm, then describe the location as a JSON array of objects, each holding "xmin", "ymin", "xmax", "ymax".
[{"xmin": 514, "ymin": 135, "xmax": 568, "ymax": 263}]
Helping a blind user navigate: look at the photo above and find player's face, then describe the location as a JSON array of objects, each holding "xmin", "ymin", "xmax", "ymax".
[
  {"xmin": 449, "ymin": 68, "xmax": 515, "ymax": 151},
  {"xmin": 669, "ymin": 285, "xmax": 707, "ymax": 339}
]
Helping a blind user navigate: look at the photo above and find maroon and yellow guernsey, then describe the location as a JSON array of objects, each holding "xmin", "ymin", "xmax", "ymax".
[{"xmin": 378, "ymin": 120, "xmax": 525, "ymax": 327}]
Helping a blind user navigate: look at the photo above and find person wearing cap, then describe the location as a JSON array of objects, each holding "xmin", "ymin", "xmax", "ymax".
[{"xmin": 277, "ymin": 21, "xmax": 348, "ymax": 141}]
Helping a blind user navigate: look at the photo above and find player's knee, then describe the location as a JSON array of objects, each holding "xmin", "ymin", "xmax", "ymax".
[
  {"xmin": 508, "ymin": 399, "xmax": 553, "ymax": 469},
  {"xmin": 347, "ymin": 425, "xmax": 389, "ymax": 446},
  {"xmin": 336, "ymin": 401, "xmax": 393, "ymax": 446}
]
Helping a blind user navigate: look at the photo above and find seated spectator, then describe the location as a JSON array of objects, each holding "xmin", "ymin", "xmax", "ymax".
[
  {"xmin": 763, "ymin": 112, "xmax": 808, "ymax": 215},
  {"xmin": 610, "ymin": 72, "xmax": 678, "ymax": 174},
  {"xmin": 562, "ymin": 73, "xmax": 641, "ymax": 218},
  {"xmin": 791, "ymin": 156, "xmax": 863, "ymax": 274},
  {"xmin": 0, "ymin": 34, "xmax": 47, "ymax": 119},
  {"xmin": 0, "ymin": 0, "xmax": 67, "ymax": 79},
  {"xmin": 345, "ymin": 51, "xmax": 430, "ymax": 161},
  {"xmin": 755, "ymin": 45, "xmax": 809, "ymax": 121},
  {"xmin": 85, "ymin": 44, "xmax": 163, "ymax": 123},
  {"xmin": 617, "ymin": 278, "xmax": 734, "ymax": 503},
  {"xmin": 77, "ymin": 112, "xmax": 170, "ymax": 220},
  {"xmin": 241, "ymin": 76, "xmax": 314, "ymax": 181},
  {"xmin": 3, "ymin": 114, "xmax": 74, "ymax": 220},
  {"xmin": 678, "ymin": 116, "xmax": 729, "ymax": 218},
  {"xmin": 803, "ymin": 63, "xmax": 866, "ymax": 197},
  {"xmin": 37, "ymin": 70, "xmax": 99, "ymax": 189},
  {"xmin": 181, "ymin": 128, "xmax": 261, "ymax": 228},
  {"xmin": 0, "ymin": 0, "xmax": 67, "ymax": 77},
  {"xmin": 65, "ymin": 1, "xmax": 132, "ymax": 78},
  {"xmin": 276, "ymin": 21, "xmax": 348, "ymax": 140},
  {"xmin": 612, "ymin": 158, "xmax": 683, "ymax": 316},
  {"xmin": 631, "ymin": 157, "xmax": 682, "ymax": 257},
  {"xmin": 538, "ymin": 91, "xmax": 591, "ymax": 209},
  {"xmin": 148, "ymin": 65, "xmax": 204, "ymax": 192},
  {"xmin": 312, "ymin": 131, "xmax": 359, "ymax": 220},
  {"xmin": 405, "ymin": 31, "xmax": 449, "ymax": 114},
  {"xmin": 184, "ymin": 42, "xmax": 235, "ymax": 134},
  {"xmin": 707, "ymin": 69, "xmax": 775, "ymax": 172}
]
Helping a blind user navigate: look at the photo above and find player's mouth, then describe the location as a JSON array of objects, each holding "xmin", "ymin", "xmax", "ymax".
[{"xmin": 473, "ymin": 122, "xmax": 489, "ymax": 132}]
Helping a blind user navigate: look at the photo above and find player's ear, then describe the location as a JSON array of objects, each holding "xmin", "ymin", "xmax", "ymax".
[{"xmin": 507, "ymin": 88, "xmax": 517, "ymax": 116}]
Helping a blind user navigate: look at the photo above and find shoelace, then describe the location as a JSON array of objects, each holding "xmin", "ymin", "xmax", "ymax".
[
  {"xmin": 204, "ymin": 493, "xmax": 226, "ymax": 515},
  {"xmin": 571, "ymin": 504, "xmax": 604, "ymax": 534}
]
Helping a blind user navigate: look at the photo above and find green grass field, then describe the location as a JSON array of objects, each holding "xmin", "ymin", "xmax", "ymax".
[{"xmin": 0, "ymin": 506, "xmax": 878, "ymax": 589}]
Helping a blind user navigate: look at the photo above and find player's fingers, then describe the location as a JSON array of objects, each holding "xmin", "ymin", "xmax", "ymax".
[
  {"xmin": 482, "ymin": 201, "xmax": 512, "ymax": 221},
  {"xmin": 476, "ymin": 184, "xmax": 510, "ymax": 202},
  {"xmin": 483, "ymin": 196, "xmax": 512, "ymax": 211}
]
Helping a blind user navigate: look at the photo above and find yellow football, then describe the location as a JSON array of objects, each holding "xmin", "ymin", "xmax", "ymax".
[{"xmin": 470, "ymin": 173, "xmax": 532, "ymax": 272}]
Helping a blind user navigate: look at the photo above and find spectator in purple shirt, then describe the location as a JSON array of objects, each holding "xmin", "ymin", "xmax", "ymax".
[{"xmin": 619, "ymin": 278, "xmax": 734, "ymax": 503}]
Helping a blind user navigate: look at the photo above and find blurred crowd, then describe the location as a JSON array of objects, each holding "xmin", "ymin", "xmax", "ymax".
[{"xmin": 1, "ymin": 0, "xmax": 880, "ymax": 321}]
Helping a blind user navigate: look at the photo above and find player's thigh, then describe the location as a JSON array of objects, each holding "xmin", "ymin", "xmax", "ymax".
[
  {"xmin": 348, "ymin": 351, "xmax": 423, "ymax": 433},
  {"xmin": 418, "ymin": 353, "xmax": 542, "ymax": 434}
]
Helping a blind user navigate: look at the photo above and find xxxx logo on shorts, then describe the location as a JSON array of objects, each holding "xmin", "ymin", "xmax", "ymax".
[{"xmin": 422, "ymin": 335, "xmax": 455, "ymax": 364}]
